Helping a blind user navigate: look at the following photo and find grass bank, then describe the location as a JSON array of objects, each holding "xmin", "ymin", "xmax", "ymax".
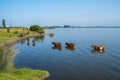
[
  {"xmin": 0, "ymin": 27, "xmax": 37, "ymax": 43},
  {"xmin": 0, "ymin": 43, "xmax": 49, "ymax": 80},
  {"xmin": 0, "ymin": 68, "xmax": 49, "ymax": 80},
  {"xmin": 0, "ymin": 27, "xmax": 49, "ymax": 80}
]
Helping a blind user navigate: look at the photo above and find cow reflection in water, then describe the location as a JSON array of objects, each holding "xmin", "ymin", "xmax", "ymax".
[
  {"xmin": 26, "ymin": 41, "xmax": 36, "ymax": 47},
  {"xmin": 52, "ymin": 42, "xmax": 62, "ymax": 51},
  {"xmin": 91, "ymin": 45, "xmax": 105, "ymax": 54},
  {"xmin": 65, "ymin": 46, "xmax": 75, "ymax": 51},
  {"xmin": 26, "ymin": 37, "xmax": 30, "ymax": 46},
  {"xmin": 33, "ymin": 35, "xmax": 45, "ymax": 42},
  {"xmin": 27, "ymin": 42, "xmax": 30, "ymax": 46},
  {"xmin": 65, "ymin": 42, "xmax": 75, "ymax": 51},
  {"xmin": 91, "ymin": 49, "xmax": 105, "ymax": 54},
  {"xmin": 32, "ymin": 40, "xmax": 36, "ymax": 47},
  {"xmin": 32, "ymin": 43, "xmax": 36, "ymax": 47}
]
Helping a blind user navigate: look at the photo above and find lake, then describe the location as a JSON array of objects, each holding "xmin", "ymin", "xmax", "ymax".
[{"xmin": 13, "ymin": 28, "xmax": 120, "ymax": 80}]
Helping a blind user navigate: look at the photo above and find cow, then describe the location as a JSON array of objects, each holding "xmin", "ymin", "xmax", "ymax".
[
  {"xmin": 65, "ymin": 42, "xmax": 75, "ymax": 47},
  {"xmin": 91, "ymin": 45, "xmax": 105, "ymax": 50}
]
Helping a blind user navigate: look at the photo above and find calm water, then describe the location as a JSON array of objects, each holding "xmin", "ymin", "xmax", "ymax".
[{"xmin": 13, "ymin": 28, "xmax": 120, "ymax": 80}]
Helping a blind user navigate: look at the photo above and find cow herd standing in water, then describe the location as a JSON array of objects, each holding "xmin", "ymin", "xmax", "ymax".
[
  {"xmin": 26, "ymin": 36, "xmax": 105, "ymax": 54},
  {"xmin": 52, "ymin": 42, "xmax": 75, "ymax": 51}
]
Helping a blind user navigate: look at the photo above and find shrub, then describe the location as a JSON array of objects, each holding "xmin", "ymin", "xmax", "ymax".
[
  {"xmin": 26, "ymin": 31, "xmax": 30, "ymax": 35},
  {"xmin": 14, "ymin": 31, "xmax": 19, "ymax": 34},
  {"xmin": 29, "ymin": 25, "xmax": 44, "ymax": 33},
  {"xmin": 29, "ymin": 25, "xmax": 40, "ymax": 31},
  {"xmin": 19, "ymin": 32, "xmax": 25, "ymax": 37}
]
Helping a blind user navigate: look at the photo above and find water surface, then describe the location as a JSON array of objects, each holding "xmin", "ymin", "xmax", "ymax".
[{"xmin": 13, "ymin": 28, "xmax": 120, "ymax": 80}]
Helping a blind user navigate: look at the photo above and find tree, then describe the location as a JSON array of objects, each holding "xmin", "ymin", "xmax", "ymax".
[
  {"xmin": 2, "ymin": 19, "xmax": 6, "ymax": 28},
  {"xmin": 29, "ymin": 25, "xmax": 44, "ymax": 33}
]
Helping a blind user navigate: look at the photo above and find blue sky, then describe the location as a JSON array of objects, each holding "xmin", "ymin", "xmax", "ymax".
[{"xmin": 0, "ymin": 0, "xmax": 120, "ymax": 26}]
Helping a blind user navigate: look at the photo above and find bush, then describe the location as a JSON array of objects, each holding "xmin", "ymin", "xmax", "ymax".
[
  {"xmin": 19, "ymin": 32, "xmax": 25, "ymax": 37},
  {"xmin": 29, "ymin": 25, "xmax": 43, "ymax": 33},
  {"xmin": 14, "ymin": 31, "xmax": 19, "ymax": 34},
  {"xmin": 29, "ymin": 25, "xmax": 40, "ymax": 31},
  {"xmin": 26, "ymin": 31, "xmax": 30, "ymax": 35}
]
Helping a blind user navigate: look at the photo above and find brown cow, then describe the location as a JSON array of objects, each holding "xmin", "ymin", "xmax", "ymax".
[
  {"xmin": 52, "ymin": 42, "xmax": 61, "ymax": 47},
  {"xmin": 49, "ymin": 33, "xmax": 54, "ymax": 37},
  {"xmin": 65, "ymin": 42, "xmax": 75, "ymax": 47},
  {"xmin": 91, "ymin": 45, "xmax": 105, "ymax": 50},
  {"xmin": 52, "ymin": 46, "xmax": 62, "ymax": 51}
]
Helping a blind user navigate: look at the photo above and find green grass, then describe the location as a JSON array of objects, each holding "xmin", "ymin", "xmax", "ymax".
[
  {"xmin": 0, "ymin": 28, "xmax": 38, "ymax": 43},
  {"xmin": 0, "ymin": 68, "xmax": 49, "ymax": 80}
]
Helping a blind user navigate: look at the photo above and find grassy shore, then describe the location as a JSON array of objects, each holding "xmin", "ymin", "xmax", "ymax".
[
  {"xmin": 0, "ymin": 27, "xmax": 49, "ymax": 80},
  {"xmin": 0, "ymin": 27, "xmax": 37, "ymax": 43},
  {"xmin": 0, "ymin": 68, "xmax": 49, "ymax": 80}
]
